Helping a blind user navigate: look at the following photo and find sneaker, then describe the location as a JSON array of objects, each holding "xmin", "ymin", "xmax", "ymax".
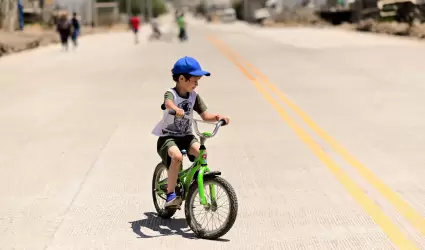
[{"xmin": 164, "ymin": 192, "xmax": 182, "ymax": 208}]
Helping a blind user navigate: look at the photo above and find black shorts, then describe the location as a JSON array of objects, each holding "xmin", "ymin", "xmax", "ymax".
[{"xmin": 157, "ymin": 135, "xmax": 198, "ymax": 168}]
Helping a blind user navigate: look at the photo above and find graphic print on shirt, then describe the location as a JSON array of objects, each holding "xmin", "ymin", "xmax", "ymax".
[{"xmin": 163, "ymin": 99, "xmax": 192, "ymax": 135}]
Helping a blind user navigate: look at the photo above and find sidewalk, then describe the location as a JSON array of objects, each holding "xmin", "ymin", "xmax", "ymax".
[
  {"xmin": 0, "ymin": 13, "xmax": 175, "ymax": 58},
  {"xmin": 0, "ymin": 25, "xmax": 113, "ymax": 58}
]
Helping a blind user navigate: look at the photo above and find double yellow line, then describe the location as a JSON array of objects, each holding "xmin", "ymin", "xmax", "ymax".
[{"xmin": 207, "ymin": 35, "xmax": 425, "ymax": 249}]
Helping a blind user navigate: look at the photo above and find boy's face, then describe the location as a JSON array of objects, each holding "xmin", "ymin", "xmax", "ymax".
[{"xmin": 179, "ymin": 75, "xmax": 202, "ymax": 92}]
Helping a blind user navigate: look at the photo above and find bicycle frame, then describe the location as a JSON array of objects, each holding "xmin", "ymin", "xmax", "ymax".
[
  {"xmin": 156, "ymin": 110, "xmax": 225, "ymax": 207},
  {"xmin": 156, "ymin": 148, "xmax": 213, "ymax": 206}
]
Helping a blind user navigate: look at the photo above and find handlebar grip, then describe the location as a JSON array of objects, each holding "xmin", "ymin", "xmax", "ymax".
[
  {"xmin": 219, "ymin": 119, "xmax": 228, "ymax": 126},
  {"xmin": 161, "ymin": 104, "xmax": 177, "ymax": 116}
]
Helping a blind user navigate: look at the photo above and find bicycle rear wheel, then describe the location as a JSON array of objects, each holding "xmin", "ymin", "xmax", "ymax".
[
  {"xmin": 152, "ymin": 162, "xmax": 177, "ymax": 218},
  {"xmin": 185, "ymin": 176, "xmax": 238, "ymax": 239}
]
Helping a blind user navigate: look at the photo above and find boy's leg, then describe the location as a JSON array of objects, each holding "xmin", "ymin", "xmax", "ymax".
[
  {"xmin": 158, "ymin": 137, "xmax": 183, "ymax": 208},
  {"xmin": 165, "ymin": 145, "xmax": 183, "ymax": 207},
  {"xmin": 188, "ymin": 141, "xmax": 201, "ymax": 158},
  {"xmin": 72, "ymin": 30, "xmax": 78, "ymax": 47},
  {"xmin": 157, "ymin": 135, "xmax": 199, "ymax": 208},
  {"xmin": 71, "ymin": 35, "xmax": 76, "ymax": 47},
  {"xmin": 182, "ymin": 28, "xmax": 187, "ymax": 41},
  {"xmin": 134, "ymin": 28, "xmax": 139, "ymax": 44},
  {"xmin": 167, "ymin": 145, "xmax": 183, "ymax": 193},
  {"xmin": 178, "ymin": 28, "xmax": 183, "ymax": 40},
  {"xmin": 64, "ymin": 36, "xmax": 69, "ymax": 51}
]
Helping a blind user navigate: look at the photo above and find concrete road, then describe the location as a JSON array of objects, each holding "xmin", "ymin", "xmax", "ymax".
[{"xmin": 2, "ymin": 16, "xmax": 425, "ymax": 250}]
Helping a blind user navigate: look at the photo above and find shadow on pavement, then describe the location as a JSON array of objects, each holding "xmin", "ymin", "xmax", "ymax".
[
  {"xmin": 148, "ymin": 31, "xmax": 175, "ymax": 43},
  {"xmin": 129, "ymin": 212, "xmax": 230, "ymax": 242},
  {"xmin": 129, "ymin": 212, "xmax": 196, "ymax": 239}
]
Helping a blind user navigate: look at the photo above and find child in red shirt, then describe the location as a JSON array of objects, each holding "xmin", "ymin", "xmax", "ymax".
[{"xmin": 129, "ymin": 15, "xmax": 140, "ymax": 44}]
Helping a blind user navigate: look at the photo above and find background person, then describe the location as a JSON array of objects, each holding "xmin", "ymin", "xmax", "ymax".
[
  {"xmin": 129, "ymin": 15, "xmax": 141, "ymax": 44},
  {"xmin": 56, "ymin": 13, "xmax": 72, "ymax": 51},
  {"xmin": 71, "ymin": 12, "xmax": 80, "ymax": 49}
]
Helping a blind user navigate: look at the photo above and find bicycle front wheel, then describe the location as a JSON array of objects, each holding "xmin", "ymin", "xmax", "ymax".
[{"xmin": 184, "ymin": 176, "xmax": 238, "ymax": 240}]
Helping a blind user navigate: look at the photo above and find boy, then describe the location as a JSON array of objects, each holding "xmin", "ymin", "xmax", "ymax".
[
  {"xmin": 71, "ymin": 12, "xmax": 80, "ymax": 48},
  {"xmin": 177, "ymin": 13, "xmax": 187, "ymax": 41},
  {"xmin": 129, "ymin": 15, "xmax": 140, "ymax": 44},
  {"xmin": 152, "ymin": 56, "xmax": 230, "ymax": 208},
  {"xmin": 150, "ymin": 14, "xmax": 161, "ymax": 39}
]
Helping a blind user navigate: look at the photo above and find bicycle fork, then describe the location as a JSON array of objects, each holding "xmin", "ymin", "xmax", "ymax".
[{"xmin": 197, "ymin": 146, "xmax": 217, "ymax": 208}]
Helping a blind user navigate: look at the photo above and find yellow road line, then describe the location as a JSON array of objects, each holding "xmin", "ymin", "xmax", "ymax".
[
  {"xmin": 207, "ymin": 35, "xmax": 419, "ymax": 250},
  {"xmin": 209, "ymin": 36, "xmax": 425, "ymax": 238}
]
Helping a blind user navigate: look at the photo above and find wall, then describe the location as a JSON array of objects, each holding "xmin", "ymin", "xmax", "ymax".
[{"xmin": 0, "ymin": 0, "xmax": 19, "ymax": 31}]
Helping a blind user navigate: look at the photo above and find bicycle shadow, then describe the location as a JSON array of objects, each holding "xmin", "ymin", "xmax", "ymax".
[
  {"xmin": 148, "ymin": 31, "xmax": 174, "ymax": 43},
  {"xmin": 129, "ymin": 212, "xmax": 230, "ymax": 242},
  {"xmin": 129, "ymin": 212, "xmax": 196, "ymax": 239}
]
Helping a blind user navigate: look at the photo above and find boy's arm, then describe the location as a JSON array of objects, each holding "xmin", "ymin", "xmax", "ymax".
[
  {"xmin": 164, "ymin": 91, "xmax": 185, "ymax": 117},
  {"xmin": 194, "ymin": 94, "xmax": 215, "ymax": 121},
  {"xmin": 200, "ymin": 111, "xmax": 230, "ymax": 125},
  {"xmin": 195, "ymin": 95, "xmax": 229, "ymax": 124},
  {"xmin": 200, "ymin": 111, "xmax": 219, "ymax": 122}
]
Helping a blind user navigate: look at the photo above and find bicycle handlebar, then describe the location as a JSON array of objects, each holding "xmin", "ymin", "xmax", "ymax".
[{"xmin": 160, "ymin": 103, "xmax": 227, "ymax": 138}]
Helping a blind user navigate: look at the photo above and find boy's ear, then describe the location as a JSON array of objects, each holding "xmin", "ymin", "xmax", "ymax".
[{"xmin": 179, "ymin": 75, "xmax": 185, "ymax": 82}]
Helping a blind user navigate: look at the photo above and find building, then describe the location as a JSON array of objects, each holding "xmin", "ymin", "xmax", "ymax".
[
  {"xmin": 21, "ymin": 0, "xmax": 42, "ymax": 14},
  {"xmin": 244, "ymin": 0, "xmax": 284, "ymax": 22}
]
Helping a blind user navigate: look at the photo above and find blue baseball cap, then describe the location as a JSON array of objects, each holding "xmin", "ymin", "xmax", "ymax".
[{"xmin": 171, "ymin": 56, "xmax": 211, "ymax": 76}]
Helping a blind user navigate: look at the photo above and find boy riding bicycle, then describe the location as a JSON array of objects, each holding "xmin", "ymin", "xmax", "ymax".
[
  {"xmin": 152, "ymin": 56, "xmax": 230, "ymax": 209},
  {"xmin": 150, "ymin": 14, "xmax": 161, "ymax": 39}
]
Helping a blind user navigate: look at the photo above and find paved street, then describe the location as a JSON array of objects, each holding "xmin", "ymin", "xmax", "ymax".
[{"xmin": 2, "ymin": 15, "xmax": 425, "ymax": 249}]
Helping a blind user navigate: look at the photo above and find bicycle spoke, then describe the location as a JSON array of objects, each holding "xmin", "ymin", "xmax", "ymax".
[
  {"xmin": 155, "ymin": 168, "xmax": 168, "ymax": 208},
  {"xmin": 189, "ymin": 180, "xmax": 232, "ymax": 233}
]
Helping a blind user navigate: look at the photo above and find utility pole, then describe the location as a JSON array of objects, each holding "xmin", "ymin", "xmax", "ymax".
[
  {"xmin": 86, "ymin": 0, "xmax": 91, "ymax": 25},
  {"xmin": 244, "ymin": 0, "xmax": 248, "ymax": 22},
  {"xmin": 127, "ymin": 0, "xmax": 132, "ymax": 16},
  {"xmin": 139, "ymin": 0, "xmax": 145, "ymax": 18},
  {"xmin": 92, "ymin": 0, "xmax": 97, "ymax": 26},
  {"xmin": 147, "ymin": 0, "xmax": 152, "ymax": 21}
]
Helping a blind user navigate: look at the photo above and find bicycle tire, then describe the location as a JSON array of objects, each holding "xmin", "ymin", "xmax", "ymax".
[
  {"xmin": 185, "ymin": 176, "xmax": 238, "ymax": 240},
  {"xmin": 152, "ymin": 162, "xmax": 177, "ymax": 219}
]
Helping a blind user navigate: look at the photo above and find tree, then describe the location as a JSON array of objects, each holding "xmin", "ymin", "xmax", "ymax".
[
  {"xmin": 152, "ymin": 0, "xmax": 167, "ymax": 17},
  {"xmin": 135, "ymin": 0, "xmax": 168, "ymax": 17},
  {"xmin": 97, "ymin": 0, "xmax": 167, "ymax": 16}
]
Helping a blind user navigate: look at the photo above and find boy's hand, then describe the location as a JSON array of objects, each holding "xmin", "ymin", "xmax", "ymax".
[
  {"xmin": 216, "ymin": 115, "xmax": 230, "ymax": 125},
  {"xmin": 175, "ymin": 108, "xmax": 185, "ymax": 118}
]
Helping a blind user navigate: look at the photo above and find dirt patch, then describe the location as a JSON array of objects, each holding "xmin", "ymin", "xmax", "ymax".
[
  {"xmin": 263, "ymin": 7, "xmax": 331, "ymax": 27},
  {"xmin": 0, "ymin": 25, "xmax": 117, "ymax": 58},
  {"xmin": 261, "ymin": 7, "xmax": 425, "ymax": 40},
  {"xmin": 353, "ymin": 19, "xmax": 425, "ymax": 38}
]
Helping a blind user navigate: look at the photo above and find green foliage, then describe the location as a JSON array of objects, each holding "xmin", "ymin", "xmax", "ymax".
[
  {"xmin": 152, "ymin": 0, "xmax": 167, "ymax": 17},
  {"xmin": 99, "ymin": 0, "xmax": 167, "ymax": 16}
]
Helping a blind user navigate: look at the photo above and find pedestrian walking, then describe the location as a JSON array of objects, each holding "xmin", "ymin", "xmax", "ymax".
[
  {"xmin": 149, "ymin": 14, "xmax": 162, "ymax": 40},
  {"xmin": 56, "ymin": 13, "xmax": 72, "ymax": 51},
  {"xmin": 71, "ymin": 12, "xmax": 81, "ymax": 49},
  {"xmin": 130, "ymin": 15, "xmax": 141, "ymax": 44},
  {"xmin": 177, "ymin": 13, "xmax": 187, "ymax": 42}
]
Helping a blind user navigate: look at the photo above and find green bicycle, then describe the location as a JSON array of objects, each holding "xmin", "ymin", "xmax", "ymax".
[{"xmin": 152, "ymin": 108, "xmax": 238, "ymax": 240}]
